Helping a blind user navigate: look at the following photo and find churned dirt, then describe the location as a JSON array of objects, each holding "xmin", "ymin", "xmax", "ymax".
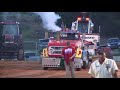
[{"xmin": 0, "ymin": 60, "xmax": 120, "ymax": 78}]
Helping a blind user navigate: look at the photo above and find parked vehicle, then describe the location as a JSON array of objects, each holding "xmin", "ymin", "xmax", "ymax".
[
  {"xmin": 107, "ymin": 38, "xmax": 120, "ymax": 49},
  {"xmin": 0, "ymin": 22, "xmax": 24, "ymax": 60},
  {"xmin": 24, "ymin": 51, "xmax": 36, "ymax": 59}
]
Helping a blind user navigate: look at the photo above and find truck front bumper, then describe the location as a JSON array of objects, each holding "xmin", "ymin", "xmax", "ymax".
[{"xmin": 42, "ymin": 57, "xmax": 82, "ymax": 69}]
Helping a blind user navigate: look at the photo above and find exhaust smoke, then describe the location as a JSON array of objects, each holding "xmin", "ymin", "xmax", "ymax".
[{"xmin": 34, "ymin": 12, "xmax": 61, "ymax": 31}]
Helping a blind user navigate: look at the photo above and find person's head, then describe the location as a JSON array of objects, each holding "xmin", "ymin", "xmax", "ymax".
[
  {"xmin": 97, "ymin": 48, "xmax": 106, "ymax": 62},
  {"xmin": 66, "ymin": 42, "xmax": 70, "ymax": 46},
  {"xmin": 82, "ymin": 46, "xmax": 85, "ymax": 50}
]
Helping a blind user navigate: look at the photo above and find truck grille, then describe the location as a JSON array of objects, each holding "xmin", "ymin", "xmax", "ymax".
[{"xmin": 48, "ymin": 46, "xmax": 65, "ymax": 55}]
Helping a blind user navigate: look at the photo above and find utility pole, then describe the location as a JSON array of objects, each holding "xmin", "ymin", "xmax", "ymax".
[
  {"xmin": 99, "ymin": 25, "xmax": 101, "ymax": 34},
  {"xmin": 36, "ymin": 32, "xmax": 39, "ymax": 55},
  {"xmin": 82, "ymin": 33, "xmax": 85, "ymax": 47}
]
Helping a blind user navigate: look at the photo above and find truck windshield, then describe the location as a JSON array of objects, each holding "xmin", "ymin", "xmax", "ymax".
[
  {"xmin": 78, "ymin": 22, "xmax": 88, "ymax": 33},
  {"xmin": 1, "ymin": 24, "xmax": 18, "ymax": 35},
  {"xmin": 61, "ymin": 33, "xmax": 79, "ymax": 40}
]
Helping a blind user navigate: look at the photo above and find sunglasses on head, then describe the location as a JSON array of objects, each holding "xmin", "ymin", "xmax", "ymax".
[{"xmin": 97, "ymin": 50, "xmax": 104, "ymax": 55}]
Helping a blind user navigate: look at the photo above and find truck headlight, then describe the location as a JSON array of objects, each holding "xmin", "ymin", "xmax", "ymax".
[
  {"xmin": 49, "ymin": 47, "xmax": 54, "ymax": 54},
  {"xmin": 118, "ymin": 43, "xmax": 120, "ymax": 45},
  {"xmin": 107, "ymin": 44, "xmax": 111, "ymax": 46}
]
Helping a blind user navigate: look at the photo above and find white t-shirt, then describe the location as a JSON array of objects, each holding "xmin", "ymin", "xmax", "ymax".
[{"xmin": 88, "ymin": 58, "xmax": 118, "ymax": 78}]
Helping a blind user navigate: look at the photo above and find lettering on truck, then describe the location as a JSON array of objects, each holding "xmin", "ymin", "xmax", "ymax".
[
  {"xmin": 80, "ymin": 35, "xmax": 99, "ymax": 42},
  {"xmin": 80, "ymin": 36, "xmax": 95, "ymax": 39},
  {"xmin": 85, "ymin": 37, "xmax": 95, "ymax": 39}
]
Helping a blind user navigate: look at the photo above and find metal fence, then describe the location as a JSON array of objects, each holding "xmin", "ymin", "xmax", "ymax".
[
  {"xmin": 113, "ymin": 56, "xmax": 120, "ymax": 61},
  {"xmin": 24, "ymin": 41, "xmax": 39, "ymax": 55}
]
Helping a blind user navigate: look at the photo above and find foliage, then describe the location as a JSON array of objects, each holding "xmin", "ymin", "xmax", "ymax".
[{"xmin": 1, "ymin": 12, "xmax": 120, "ymax": 41}]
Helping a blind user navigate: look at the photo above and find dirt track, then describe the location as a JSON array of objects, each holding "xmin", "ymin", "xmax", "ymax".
[{"xmin": 0, "ymin": 60, "xmax": 120, "ymax": 78}]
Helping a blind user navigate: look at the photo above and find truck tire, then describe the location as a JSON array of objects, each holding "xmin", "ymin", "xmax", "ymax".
[
  {"xmin": 17, "ymin": 49, "xmax": 24, "ymax": 60},
  {"xmin": 43, "ymin": 67, "xmax": 48, "ymax": 70},
  {"xmin": 82, "ymin": 61, "xmax": 87, "ymax": 69},
  {"xmin": 0, "ymin": 53, "xmax": 1, "ymax": 60},
  {"xmin": 76, "ymin": 68, "xmax": 81, "ymax": 71}
]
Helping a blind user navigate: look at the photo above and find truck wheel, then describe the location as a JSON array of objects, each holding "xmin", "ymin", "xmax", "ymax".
[
  {"xmin": 17, "ymin": 49, "xmax": 24, "ymax": 60},
  {"xmin": 43, "ymin": 67, "xmax": 48, "ymax": 70}
]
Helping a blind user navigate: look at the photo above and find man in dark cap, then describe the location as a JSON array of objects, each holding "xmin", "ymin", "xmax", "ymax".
[
  {"xmin": 103, "ymin": 47, "xmax": 113, "ymax": 59},
  {"xmin": 88, "ymin": 48, "xmax": 118, "ymax": 78}
]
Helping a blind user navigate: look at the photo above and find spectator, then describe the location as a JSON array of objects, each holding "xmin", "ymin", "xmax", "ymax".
[{"xmin": 88, "ymin": 48, "xmax": 118, "ymax": 78}]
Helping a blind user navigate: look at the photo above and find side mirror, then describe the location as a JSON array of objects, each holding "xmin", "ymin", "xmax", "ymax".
[{"xmin": 97, "ymin": 42, "xmax": 100, "ymax": 46}]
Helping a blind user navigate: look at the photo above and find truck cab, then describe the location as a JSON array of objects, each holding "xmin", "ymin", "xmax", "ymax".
[{"xmin": 71, "ymin": 12, "xmax": 100, "ymax": 55}]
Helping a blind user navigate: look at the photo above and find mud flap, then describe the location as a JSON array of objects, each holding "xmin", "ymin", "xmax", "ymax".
[
  {"xmin": 74, "ymin": 58, "xmax": 82, "ymax": 70},
  {"xmin": 43, "ymin": 67, "xmax": 48, "ymax": 70}
]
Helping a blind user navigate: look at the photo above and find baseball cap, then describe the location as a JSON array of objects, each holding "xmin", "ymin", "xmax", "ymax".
[{"xmin": 97, "ymin": 48, "xmax": 105, "ymax": 55}]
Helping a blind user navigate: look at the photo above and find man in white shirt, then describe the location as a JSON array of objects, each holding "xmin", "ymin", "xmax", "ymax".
[{"xmin": 88, "ymin": 48, "xmax": 118, "ymax": 78}]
